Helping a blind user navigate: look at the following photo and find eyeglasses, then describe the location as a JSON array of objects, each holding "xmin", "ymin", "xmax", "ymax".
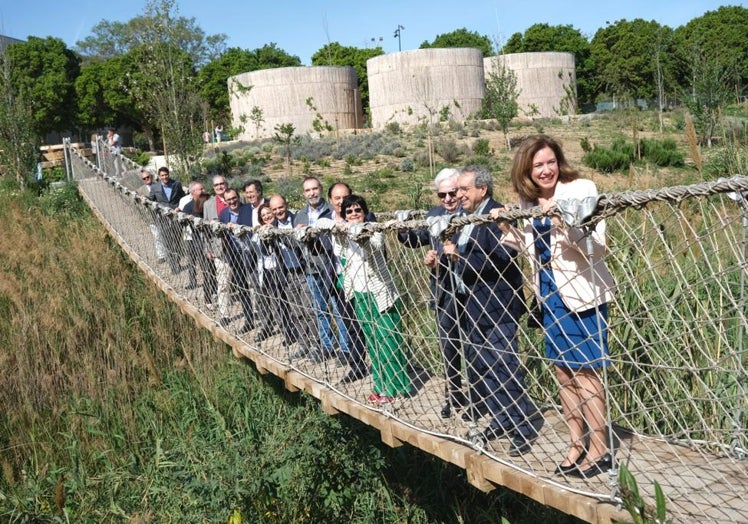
[
  {"xmin": 225, "ymin": 197, "xmax": 239, "ymax": 204},
  {"xmin": 437, "ymin": 189, "xmax": 457, "ymax": 199},
  {"xmin": 213, "ymin": 181, "xmax": 226, "ymax": 187},
  {"xmin": 345, "ymin": 206, "xmax": 364, "ymax": 215},
  {"xmin": 141, "ymin": 176, "xmax": 151, "ymax": 181}
]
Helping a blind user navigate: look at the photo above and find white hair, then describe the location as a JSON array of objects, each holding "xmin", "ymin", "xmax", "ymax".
[{"xmin": 433, "ymin": 168, "xmax": 460, "ymax": 190}]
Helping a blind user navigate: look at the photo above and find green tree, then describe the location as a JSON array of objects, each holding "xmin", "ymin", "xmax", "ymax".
[
  {"xmin": 4, "ymin": 37, "xmax": 80, "ymax": 137},
  {"xmin": 588, "ymin": 19, "xmax": 675, "ymax": 103},
  {"xmin": 672, "ymin": 5, "xmax": 748, "ymax": 99},
  {"xmin": 420, "ymin": 28, "xmax": 493, "ymax": 57},
  {"xmin": 503, "ymin": 23, "xmax": 593, "ymax": 105},
  {"xmin": 683, "ymin": 49, "xmax": 734, "ymax": 147},
  {"xmin": 197, "ymin": 44, "xmax": 300, "ymax": 121},
  {"xmin": 249, "ymin": 106, "xmax": 265, "ymax": 138},
  {"xmin": 273, "ymin": 123, "xmax": 296, "ymax": 173},
  {"xmin": 311, "ymin": 42, "xmax": 383, "ymax": 123},
  {"xmin": 76, "ymin": 10, "xmax": 226, "ymax": 66},
  {"xmin": 127, "ymin": 0, "xmax": 204, "ymax": 175},
  {"xmin": 483, "ymin": 56, "xmax": 520, "ymax": 149},
  {"xmin": 0, "ymin": 45, "xmax": 38, "ymax": 185}
]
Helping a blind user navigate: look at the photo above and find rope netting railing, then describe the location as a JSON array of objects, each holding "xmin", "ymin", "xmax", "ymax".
[{"xmin": 65, "ymin": 140, "xmax": 747, "ymax": 523}]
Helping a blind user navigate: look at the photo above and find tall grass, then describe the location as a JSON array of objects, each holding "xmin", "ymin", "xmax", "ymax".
[{"xmin": 0, "ymin": 183, "xmax": 581, "ymax": 522}]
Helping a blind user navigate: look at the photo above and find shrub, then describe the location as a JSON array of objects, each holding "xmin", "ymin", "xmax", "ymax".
[
  {"xmin": 435, "ymin": 138, "xmax": 462, "ymax": 163},
  {"xmin": 582, "ymin": 140, "xmax": 632, "ymax": 173},
  {"xmin": 385, "ymin": 121, "xmax": 402, "ymax": 135},
  {"xmin": 472, "ymin": 138, "xmax": 491, "ymax": 157},
  {"xmin": 640, "ymin": 138, "xmax": 685, "ymax": 167},
  {"xmin": 399, "ymin": 158, "xmax": 415, "ymax": 172},
  {"xmin": 580, "ymin": 137, "xmax": 592, "ymax": 153}
]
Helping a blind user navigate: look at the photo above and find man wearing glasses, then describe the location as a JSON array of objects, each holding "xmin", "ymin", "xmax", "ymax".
[
  {"xmin": 218, "ymin": 188, "xmax": 255, "ymax": 334},
  {"xmin": 397, "ymin": 168, "xmax": 466, "ymax": 418},
  {"xmin": 204, "ymin": 176, "xmax": 234, "ymax": 324},
  {"xmin": 138, "ymin": 169, "xmax": 167, "ymax": 263},
  {"xmin": 443, "ymin": 166, "xmax": 538, "ymax": 457}
]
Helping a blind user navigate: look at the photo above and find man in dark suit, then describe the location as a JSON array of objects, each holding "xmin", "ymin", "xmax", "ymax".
[
  {"xmin": 148, "ymin": 166, "xmax": 185, "ymax": 208},
  {"xmin": 269, "ymin": 194, "xmax": 320, "ymax": 354},
  {"xmin": 443, "ymin": 165, "xmax": 538, "ymax": 457},
  {"xmin": 148, "ymin": 166, "xmax": 186, "ymax": 273},
  {"xmin": 219, "ymin": 188, "xmax": 255, "ymax": 334},
  {"xmin": 397, "ymin": 168, "xmax": 466, "ymax": 418}
]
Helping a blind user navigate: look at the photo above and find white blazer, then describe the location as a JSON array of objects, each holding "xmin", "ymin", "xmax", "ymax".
[{"xmin": 502, "ymin": 178, "xmax": 615, "ymax": 312}]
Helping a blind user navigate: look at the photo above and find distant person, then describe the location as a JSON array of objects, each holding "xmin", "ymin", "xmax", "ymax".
[
  {"xmin": 215, "ymin": 125, "xmax": 223, "ymax": 144},
  {"xmin": 106, "ymin": 127, "xmax": 122, "ymax": 176},
  {"xmin": 338, "ymin": 194, "xmax": 411, "ymax": 404},
  {"xmin": 494, "ymin": 135, "xmax": 615, "ymax": 476},
  {"xmin": 397, "ymin": 168, "xmax": 466, "ymax": 418},
  {"xmin": 203, "ymin": 130, "xmax": 211, "ymax": 145}
]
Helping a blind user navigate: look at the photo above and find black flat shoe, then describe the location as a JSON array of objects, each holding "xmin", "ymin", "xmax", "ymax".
[
  {"xmin": 508, "ymin": 433, "xmax": 533, "ymax": 456},
  {"xmin": 570, "ymin": 453, "xmax": 613, "ymax": 478},
  {"xmin": 554, "ymin": 450, "xmax": 587, "ymax": 475},
  {"xmin": 481, "ymin": 426, "xmax": 508, "ymax": 442},
  {"xmin": 338, "ymin": 368, "xmax": 367, "ymax": 385}
]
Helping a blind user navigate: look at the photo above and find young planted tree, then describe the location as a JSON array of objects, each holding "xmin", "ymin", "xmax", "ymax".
[
  {"xmin": 683, "ymin": 47, "xmax": 734, "ymax": 148},
  {"xmin": 483, "ymin": 55, "xmax": 520, "ymax": 150},
  {"xmin": 0, "ymin": 44, "xmax": 39, "ymax": 186},
  {"xmin": 128, "ymin": 0, "xmax": 204, "ymax": 176},
  {"xmin": 249, "ymin": 106, "xmax": 265, "ymax": 138},
  {"xmin": 273, "ymin": 123, "xmax": 296, "ymax": 174}
]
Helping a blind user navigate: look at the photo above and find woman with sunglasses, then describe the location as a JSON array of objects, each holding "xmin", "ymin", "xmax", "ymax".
[{"xmin": 339, "ymin": 195, "xmax": 411, "ymax": 404}]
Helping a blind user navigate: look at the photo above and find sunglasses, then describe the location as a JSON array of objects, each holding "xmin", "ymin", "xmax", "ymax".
[
  {"xmin": 345, "ymin": 206, "xmax": 364, "ymax": 215},
  {"xmin": 437, "ymin": 189, "xmax": 458, "ymax": 199},
  {"xmin": 141, "ymin": 176, "xmax": 151, "ymax": 181}
]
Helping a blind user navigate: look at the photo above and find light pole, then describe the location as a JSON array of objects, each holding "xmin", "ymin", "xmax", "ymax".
[{"xmin": 394, "ymin": 24, "xmax": 404, "ymax": 52}]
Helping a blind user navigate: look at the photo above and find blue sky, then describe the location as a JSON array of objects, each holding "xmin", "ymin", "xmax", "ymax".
[{"xmin": 0, "ymin": 1, "xmax": 740, "ymax": 64}]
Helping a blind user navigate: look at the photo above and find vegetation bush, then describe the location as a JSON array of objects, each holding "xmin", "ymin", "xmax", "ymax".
[
  {"xmin": 436, "ymin": 138, "xmax": 462, "ymax": 163},
  {"xmin": 583, "ymin": 138, "xmax": 685, "ymax": 172},
  {"xmin": 639, "ymin": 138, "xmax": 685, "ymax": 167},
  {"xmin": 472, "ymin": 138, "xmax": 491, "ymax": 157},
  {"xmin": 582, "ymin": 143, "xmax": 632, "ymax": 173},
  {"xmin": 399, "ymin": 158, "xmax": 415, "ymax": 172}
]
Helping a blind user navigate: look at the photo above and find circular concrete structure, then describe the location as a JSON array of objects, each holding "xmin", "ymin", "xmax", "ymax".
[
  {"xmin": 228, "ymin": 66, "xmax": 363, "ymax": 140},
  {"xmin": 484, "ymin": 52, "xmax": 576, "ymax": 119},
  {"xmin": 367, "ymin": 48, "xmax": 485, "ymax": 129}
]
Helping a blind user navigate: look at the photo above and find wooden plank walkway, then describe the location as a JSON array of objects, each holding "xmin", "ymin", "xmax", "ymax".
[{"xmin": 76, "ymin": 176, "xmax": 748, "ymax": 524}]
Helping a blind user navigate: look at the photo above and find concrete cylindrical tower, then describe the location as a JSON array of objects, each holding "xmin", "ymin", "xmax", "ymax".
[
  {"xmin": 228, "ymin": 66, "xmax": 363, "ymax": 140},
  {"xmin": 484, "ymin": 52, "xmax": 576, "ymax": 118},
  {"xmin": 367, "ymin": 48, "xmax": 485, "ymax": 129}
]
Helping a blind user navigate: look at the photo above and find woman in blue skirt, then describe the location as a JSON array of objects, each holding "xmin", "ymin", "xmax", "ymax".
[{"xmin": 495, "ymin": 135, "xmax": 616, "ymax": 478}]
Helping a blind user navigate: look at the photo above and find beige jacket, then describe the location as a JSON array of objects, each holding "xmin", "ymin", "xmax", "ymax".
[{"xmin": 502, "ymin": 178, "xmax": 615, "ymax": 312}]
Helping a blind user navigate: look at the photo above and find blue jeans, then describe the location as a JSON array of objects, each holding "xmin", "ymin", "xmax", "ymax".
[{"xmin": 305, "ymin": 274, "xmax": 350, "ymax": 353}]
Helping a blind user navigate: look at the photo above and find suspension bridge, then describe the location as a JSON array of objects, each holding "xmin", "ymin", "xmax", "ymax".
[{"xmin": 64, "ymin": 139, "xmax": 747, "ymax": 523}]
